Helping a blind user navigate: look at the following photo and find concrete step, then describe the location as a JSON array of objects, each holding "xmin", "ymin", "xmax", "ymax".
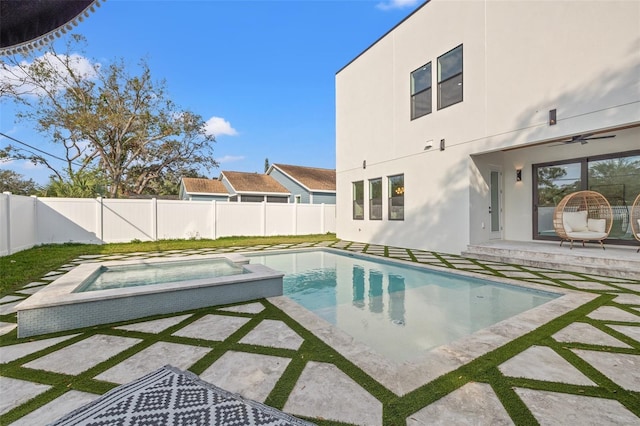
[{"xmin": 462, "ymin": 241, "xmax": 640, "ymax": 280}]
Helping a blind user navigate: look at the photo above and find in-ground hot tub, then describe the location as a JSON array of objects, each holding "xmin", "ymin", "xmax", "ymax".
[{"xmin": 16, "ymin": 253, "xmax": 284, "ymax": 338}]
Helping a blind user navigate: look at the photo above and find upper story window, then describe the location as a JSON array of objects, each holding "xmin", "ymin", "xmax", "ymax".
[
  {"xmin": 437, "ymin": 44, "xmax": 463, "ymax": 110},
  {"xmin": 369, "ymin": 178, "xmax": 382, "ymax": 220},
  {"xmin": 388, "ymin": 174, "xmax": 404, "ymax": 221},
  {"xmin": 410, "ymin": 62, "xmax": 432, "ymax": 119},
  {"xmin": 353, "ymin": 181, "xmax": 364, "ymax": 220}
]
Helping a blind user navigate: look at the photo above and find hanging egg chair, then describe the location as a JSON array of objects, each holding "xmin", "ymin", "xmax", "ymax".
[
  {"xmin": 552, "ymin": 190, "xmax": 613, "ymax": 249},
  {"xmin": 631, "ymin": 193, "xmax": 640, "ymax": 253}
]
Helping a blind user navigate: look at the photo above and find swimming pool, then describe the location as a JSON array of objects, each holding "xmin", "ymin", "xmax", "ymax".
[{"xmin": 249, "ymin": 250, "xmax": 558, "ymax": 362}]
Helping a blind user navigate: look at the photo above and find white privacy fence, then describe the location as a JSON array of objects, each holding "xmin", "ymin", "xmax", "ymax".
[{"xmin": 0, "ymin": 193, "xmax": 336, "ymax": 256}]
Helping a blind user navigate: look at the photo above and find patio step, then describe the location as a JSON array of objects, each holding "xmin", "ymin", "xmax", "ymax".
[{"xmin": 462, "ymin": 241, "xmax": 640, "ymax": 280}]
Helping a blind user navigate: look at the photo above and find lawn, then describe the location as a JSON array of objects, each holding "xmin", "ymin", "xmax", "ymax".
[{"xmin": 0, "ymin": 234, "xmax": 338, "ymax": 295}]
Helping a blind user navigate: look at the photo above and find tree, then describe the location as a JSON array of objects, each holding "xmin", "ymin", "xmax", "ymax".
[
  {"xmin": 39, "ymin": 169, "xmax": 107, "ymax": 198},
  {"xmin": 588, "ymin": 157, "xmax": 640, "ymax": 205},
  {"xmin": 536, "ymin": 166, "xmax": 577, "ymax": 206},
  {"xmin": 0, "ymin": 35, "xmax": 217, "ymax": 198},
  {"xmin": 0, "ymin": 170, "xmax": 40, "ymax": 195},
  {"xmin": 127, "ymin": 166, "xmax": 207, "ymax": 196},
  {"xmin": 264, "ymin": 158, "xmax": 270, "ymax": 173}
]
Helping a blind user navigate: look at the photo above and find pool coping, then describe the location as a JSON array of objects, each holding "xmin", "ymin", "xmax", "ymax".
[{"xmin": 265, "ymin": 248, "xmax": 598, "ymax": 396}]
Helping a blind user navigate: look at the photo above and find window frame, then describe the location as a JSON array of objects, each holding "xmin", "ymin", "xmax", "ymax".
[
  {"xmin": 437, "ymin": 44, "xmax": 463, "ymax": 110},
  {"xmin": 388, "ymin": 174, "xmax": 405, "ymax": 221},
  {"xmin": 369, "ymin": 178, "xmax": 383, "ymax": 220},
  {"xmin": 353, "ymin": 181, "xmax": 364, "ymax": 220},
  {"xmin": 410, "ymin": 62, "xmax": 432, "ymax": 120}
]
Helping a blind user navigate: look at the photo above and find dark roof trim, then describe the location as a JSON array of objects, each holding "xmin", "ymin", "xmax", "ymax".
[{"xmin": 336, "ymin": 0, "xmax": 431, "ymax": 75}]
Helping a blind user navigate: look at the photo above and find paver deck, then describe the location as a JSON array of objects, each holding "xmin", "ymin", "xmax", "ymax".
[{"xmin": 1, "ymin": 240, "xmax": 639, "ymax": 425}]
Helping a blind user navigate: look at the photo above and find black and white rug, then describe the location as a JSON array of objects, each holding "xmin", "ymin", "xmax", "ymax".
[{"xmin": 49, "ymin": 365, "xmax": 315, "ymax": 426}]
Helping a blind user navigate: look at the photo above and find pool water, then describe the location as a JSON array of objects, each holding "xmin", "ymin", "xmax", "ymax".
[
  {"xmin": 75, "ymin": 259, "xmax": 246, "ymax": 292},
  {"xmin": 249, "ymin": 250, "xmax": 558, "ymax": 362}
]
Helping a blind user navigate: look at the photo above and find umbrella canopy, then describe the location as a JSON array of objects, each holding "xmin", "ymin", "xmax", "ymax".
[{"xmin": 1, "ymin": 0, "xmax": 101, "ymax": 56}]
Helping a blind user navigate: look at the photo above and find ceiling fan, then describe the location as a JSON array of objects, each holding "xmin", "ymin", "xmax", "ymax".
[{"xmin": 550, "ymin": 133, "xmax": 616, "ymax": 146}]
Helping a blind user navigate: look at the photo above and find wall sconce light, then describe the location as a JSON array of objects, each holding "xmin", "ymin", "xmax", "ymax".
[
  {"xmin": 440, "ymin": 139, "xmax": 445, "ymax": 151},
  {"xmin": 363, "ymin": 160, "xmax": 366, "ymax": 169},
  {"xmin": 549, "ymin": 109, "xmax": 557, "ymax": 126},
  {"xmin": 516, "ymin": 168, "xmax": 522, "ymax": 182}
]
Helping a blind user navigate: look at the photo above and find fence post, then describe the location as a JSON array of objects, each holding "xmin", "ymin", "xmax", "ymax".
[
  {"xmin": 151, "ymin": 198, "xmax": 158, "ymax": 241},
  {"xmin": 96, "ymin": 196, "xmax": 104, "ymax": 242},
  {"xmin": 294, "ymin": 202, "xmax": 298, "ymax": 235},
  {"xmin": 262, "ymin": 201, "xmax": 267, "ymax": 236},
  {"xmin": 2, "ymin": 192, "xmax": 11, "ymax": 255},
  {"xmin": 212, "ymin": 200, "xmax": 217, "ymax": 240},
  {"xmin": 320, "ymin": 203, "xmax": 325, "ymax": 234},
  {"xmin": 31, "ymin": 195, "xmax": 38, "ymax": 245}
]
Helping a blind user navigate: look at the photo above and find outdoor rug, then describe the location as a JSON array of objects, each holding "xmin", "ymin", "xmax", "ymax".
[{"xmin": 48, "ymin": 365, "xmax": 316, "ymax": 425}]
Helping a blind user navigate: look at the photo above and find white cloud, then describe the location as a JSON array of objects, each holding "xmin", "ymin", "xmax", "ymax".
[
  {"xmin": 217, "ymin": 155, "xmax": 245, "ymax": 164},
  {"xmin": 203, "ymin": 116, "xmax": 238, "ymax": 137},
  {"xmin": 0, "ymin": 52, "xmax": 99, "ymax": 96},
  {"xmin": 22, "ymin": 160, "xmax": 45, "ymax": 170},
  {"xmin": 376, "ymin": 0, "xmax": 420, "ymax": 11}
]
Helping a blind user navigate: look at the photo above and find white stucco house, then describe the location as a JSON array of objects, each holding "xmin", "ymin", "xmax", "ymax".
[{"xmin": 335, "ymin": 0, "xmax": 640, "ymax": 255}]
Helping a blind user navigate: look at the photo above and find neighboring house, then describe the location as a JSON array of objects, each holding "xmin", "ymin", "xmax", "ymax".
[
  {"xmin": 219, "ymin": 171, "xmax": 290, "ymax": 203},
  {"xmin": 336, "ymin": 0, "xmax": 640, "ymax": 254},
  {"xmin": 267, "ymin": 163, "xmax": 336, "ymax": 204},
  {"xmin": 178, "ymin": 177, "xmax": 229, "ymax": 201}
]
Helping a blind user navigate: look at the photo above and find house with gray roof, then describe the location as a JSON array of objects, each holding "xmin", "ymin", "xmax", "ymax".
[
  {"xmin": 178, "ymin": 178, "xmax": 229, "ymax": 201},
  {"xmin": 267, "ymin": 164, "xmax": 336, "ymax": 204},
  {"xmin": 219, "ymin": 171, "xmax": 290, "ymax": 203}
]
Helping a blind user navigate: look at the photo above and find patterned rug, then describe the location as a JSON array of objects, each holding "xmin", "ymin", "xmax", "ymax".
[{"xmin": 49, "ymin": 365, "xmax": 315, "ymax": 425}]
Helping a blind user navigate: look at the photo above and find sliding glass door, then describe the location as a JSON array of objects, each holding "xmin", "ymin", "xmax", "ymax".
[{"xmin": 533, "ymin": 150, "xmax": 640, "ymax": 244}]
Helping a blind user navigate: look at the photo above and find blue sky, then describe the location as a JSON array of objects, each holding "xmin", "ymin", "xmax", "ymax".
[{"xmin": 1, "ymin": 0, "xmax": 422, "ymax": 185}]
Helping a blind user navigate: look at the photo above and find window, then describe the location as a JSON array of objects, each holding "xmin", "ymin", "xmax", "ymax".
[
  {"xmin": 369, "ymin": 178, "xmax": 382, "ymax": 220},
  {"xmin": 241, "ymin": 195, "xmax": 264, "ymax": 202},
  {"xmin": 353, "ymin": 181, "xmax": 364, "ymax": 220},
  {"xmin": 388, "ymin": 174, "xmax": 404, "ymax": 220},
  {"xmin": 533, "ymin": 150, "xmax": 640, "ymax": 243},
  {"xmin": 266, "ymin": 196, "xmax": 288, "ymax": 203},
  {"xmin": 437, "ymin": 45, "xmax": 463, "ymax": 109},
  {"xmin": 410, "ymin": 63, "xmax": 431, "ymax": 119}
]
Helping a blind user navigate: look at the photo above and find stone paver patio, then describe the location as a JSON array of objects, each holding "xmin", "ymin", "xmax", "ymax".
[{"xmin": 1, "ymin": 241, "xmax": 639, "ymax": 425}]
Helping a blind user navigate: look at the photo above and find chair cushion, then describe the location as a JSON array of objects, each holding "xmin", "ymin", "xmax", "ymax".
[
  {"xmin": 587, "ymin": 218, "xmax": 606, "ymax": 233},
  {"xmin": 566, "ymin": 231, "xmax": 607, "ymax": 240},
  {"xmin": 563, "ymin": 211, "xmax": 588, "ymax": 232}
]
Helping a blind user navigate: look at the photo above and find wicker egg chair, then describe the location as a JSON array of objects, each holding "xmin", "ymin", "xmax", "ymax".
[
  {"xmin": 631, "ymin": 193, "xmax": 640, "ymax": 253},
  {"xmin": 553, "ymin": 190, "xmax": 613, "ymax": 249}
]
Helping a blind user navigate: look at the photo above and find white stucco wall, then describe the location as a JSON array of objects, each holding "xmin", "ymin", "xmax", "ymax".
[{"xmin": 336, "ymin": 0, "xmax": 640, "ymax": 254}]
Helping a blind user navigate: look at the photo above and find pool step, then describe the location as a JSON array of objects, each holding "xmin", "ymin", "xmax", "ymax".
[{"xmin": 462, "ymin": 241, "xmax": 640, "ymax": 280}]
